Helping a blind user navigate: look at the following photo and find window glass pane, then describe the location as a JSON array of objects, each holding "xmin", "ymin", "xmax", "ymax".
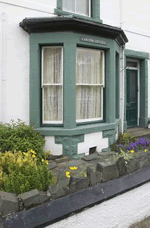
[
  {"xmin": 76, "ymin": 0, "xmax": 89, "ymax": 16},
  {"xmin": 42, "ymin": 47, "xmax": 63, "ymax": 123},
  {"xmin": 43, "ymin": 47, "xmax": 62, "ymax": 84},
  {"xmin": 43, "ymin": 86, "xmax": 62, "ymax": 121},
  {"xmin": 76, "ymin": 86, "xmax": 102, "ymax": 119},
  {"xmin": 76, "ymin": 47, "xmax": 104, "ymax": 121},
  {"xmin": 130, "ymin": 71, "xmax": 136, "ymax": 103},
  {"xmin": 63, "ymin": 0, "xmax": 75, "ymax": 12},
  {"xmin": 76, "ymin": 48, "xmax": 103, "ymax": 84},
  {"xmin": 126, "ymin": 61, "xmax": 138, "ymax": 68}
]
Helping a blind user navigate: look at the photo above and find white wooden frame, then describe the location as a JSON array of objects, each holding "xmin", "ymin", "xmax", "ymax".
[
  {"xmin": 42, "ymin": 46, "xmax": 63, "ymax": 124},
  {"xmin": 62, "ymin": 0, "xmax": 91, "ymax": 17},
  {"xmin": 76, "ymin": 48, "xmax": 105, "ymax": 123}
]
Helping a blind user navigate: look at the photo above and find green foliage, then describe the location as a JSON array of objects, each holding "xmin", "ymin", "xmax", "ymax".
[
  {"xmin": 113, "ymin": 148, "xmax": 133, "ymax": 166},
  {"xmin": 0, "ymin": 119, "xmax": 45, "ymax": 158},
  {"xmin": 0, "ymin": 151, "xmax": 52, "ymax": 195},
  {"xmin": 117, "ymin": 133, "xmax": 136, "ymax": 145}
]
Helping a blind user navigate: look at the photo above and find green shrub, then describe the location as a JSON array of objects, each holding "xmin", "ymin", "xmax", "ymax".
[
  {"xmin": 0, "ymin": 119, "xmax": 45, "ymax": 158},
  {"xmin": 117, "ymin": 133, "xmax": 136, "ymax": 145},
  {"xmin": 0, "ymin": 151, "xmax": 52, "ymax": 195}
]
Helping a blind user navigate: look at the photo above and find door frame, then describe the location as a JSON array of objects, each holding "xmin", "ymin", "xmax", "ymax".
[{"xmin": 126, "ymin": 58, "xmax": 140, "ymax": 127}]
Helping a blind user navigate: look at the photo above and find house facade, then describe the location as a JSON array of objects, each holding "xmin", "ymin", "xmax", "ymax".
[{"xmin": 0, "ymin": 0, "xmax": 150, "ymax": 159}]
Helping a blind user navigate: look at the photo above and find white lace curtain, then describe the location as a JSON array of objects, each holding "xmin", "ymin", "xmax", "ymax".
[
  {"xmin": 42, "ymin": 47, "xmax": 62, "ymax": 122},
  {"xmin": 76, "ymin": 48, "xmax": 104, "ymax": 120}
]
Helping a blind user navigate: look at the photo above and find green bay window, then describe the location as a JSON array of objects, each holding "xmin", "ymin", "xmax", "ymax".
[
  {"xmin": 76, "ymin": 47, "xmax": 105, "ymax": 122},
  {"xmin": 42, "ymin": 46, "xmax": 63, "ymax": 124}
]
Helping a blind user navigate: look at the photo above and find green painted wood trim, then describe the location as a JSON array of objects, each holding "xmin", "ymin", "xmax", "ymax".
[
  {"xmin": 139, "ymin": 59, "xmax": 148, "ymax": 127},
  {"xmin": 30, "ymin": 36, "xmax": 41, "ymax": 128},
  {"xmin": 63, "ymin": 42, "xmax": 76, "ymax": 129},
  {"xmin": 125, "ymin": 49, "xmax": 149, "ymax": 60},
  {"xmin": 35, "ymin": 119, "xmax": 121, "ymax": 136},
  {"xmin": 55, "ymin": 0, "xmax": 102, "ymax": 23},
  {"xmin": 55, "ymin": 135, "xmax": 84, "ymax": 159},
  {"xmin": 105, "ymin": 47, "xmax": 116, "ymax": 123}
]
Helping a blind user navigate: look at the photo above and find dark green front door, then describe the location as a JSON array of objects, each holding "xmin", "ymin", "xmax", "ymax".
[{"xmin": 126, "ymin": 69, "xmax": 138, "ymax": 127}]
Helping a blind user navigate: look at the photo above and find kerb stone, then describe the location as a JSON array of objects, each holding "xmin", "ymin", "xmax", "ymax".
[{"xmin": 0, "ymin": 191, "xmax": 19, "ymax": 218}]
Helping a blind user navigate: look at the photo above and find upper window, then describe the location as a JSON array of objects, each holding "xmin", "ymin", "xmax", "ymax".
[
  {"xmin": 76, "ymin": 47, "xmax": 105, "ymax": 122},
  {"xmin": 63, "ymin": 0, "xmax": 90, "ymax": 16},
  {"xmin": 42, "ymin": 46, "xmax": 63, "ymax": 124}
]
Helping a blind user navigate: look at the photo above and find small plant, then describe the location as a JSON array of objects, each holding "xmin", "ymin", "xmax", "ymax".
[
  {"xmin": 0, "ymin": 119, "xmax": 45, "ymax": 159},
  {"xmin": 0, "ymin": 150, "xmax": 52, "ymax": 195},
  {"xmin": 114, "ymin": 148, "xmax": 133, "ymax": 166}
]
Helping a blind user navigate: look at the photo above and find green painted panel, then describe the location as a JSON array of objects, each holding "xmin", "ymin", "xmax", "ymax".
[
  {"xmin": 126, "ymin": 70, "xmax": 138, "ymax": 127},
  {"xmin": 63, "ymin": 42, "xmax": 76, "ymax": 129},
  {"xmin": 105, "ymin": 46, "xmax": 116, "ymax": 123},
  {"xmin": 115, "ymin": 52, "xmax": 120, "ymax": 119}
]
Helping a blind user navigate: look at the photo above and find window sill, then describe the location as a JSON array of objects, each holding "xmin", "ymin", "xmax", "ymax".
[
  {"xmin": 35, "ymin": 119, "xmax": 120, "ymax": 136},
  {"xmin": 54, "ymin": 9, "xmax": 103, "ymax": 24}
]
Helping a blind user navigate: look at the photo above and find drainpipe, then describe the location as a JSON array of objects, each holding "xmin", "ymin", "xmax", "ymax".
[
  {"xmin": 120, "ymin": 44, "xmax": 125, "ymax": 133},
  {"xmin": 1, "ymin": 12, "xmax": 7, "ymax": 122}
]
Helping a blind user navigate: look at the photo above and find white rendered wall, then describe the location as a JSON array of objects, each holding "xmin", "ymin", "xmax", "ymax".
[
  {"xmin": 47, "ymin": 182, "xmax": 150, "ymax": 228},
  {"xmin": 0, "ymin": 0, "xmax": 56, "ymax": 124},
  {"xmin": 78, "ymin": 132, "xmax": 108, "ymax": 155},
  {"xmin": 44, "ymin": 136, "xmax": 63, "ymax": 155}
]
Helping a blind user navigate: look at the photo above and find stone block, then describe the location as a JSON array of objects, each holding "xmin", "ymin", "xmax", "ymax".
[
  {"xmin": 18, "ymin": 189, "xmax": 49, "ymax": 207},
  {"xmin": 126, "ymin": 158, "xmax": 139, "ymax": 173},
  {"xmin": 97, "ymin": 159, "xmax": 119, "ymax": 182},
  {"xmin": 48, "ymin": 162, "xmax": 57, "ymax": 170},
  {"xmin": 49, "ymin": 169, "xmax": 70, "ymax": 199},
  {"xmin": 0, "ymin": 191, "xmax": 19, "ymax": 218},
  {"xmin": 55, "ymin": 157, "xmax": 69, "ymax": 163},
  {"xmin": 82, "ymin": 153, "xmax": 100, "ymax": 161},
  {"xmin": 49, "ymin": 184, "xmax": 69, "ymax": 199},
  {"xmin": 117, "ymin": 157, "xmax": 127, "ymax": 176},
  {"xmin": 69, "ymin": 176, "xmax": 90, "ymax": 193},
  {"xmin": 87, "ymin": 166, "xmax": 102, "ymax": 186}
]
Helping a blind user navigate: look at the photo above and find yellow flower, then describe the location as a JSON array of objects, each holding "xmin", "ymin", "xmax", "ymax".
[
  {"xmin": 84, "ymin": 173, "xmax": 87, "ymax": 177},
  {"xmin": 69, "ymin": 166, "xmax": 78, "ymax": 170},
  {"xmin": 32, "ymin": 154, "xmax": 36, "ymax": 158},
  {"xmin": 45, "ymin": 160, "xmax": 49, "ymax": 165},
  {"xmin": 66, "ymin": 171, "xmax": 70, "ymax": 178},
  {"xmin": 144, "ymin": 149, "xmax": 148, "ymax": 152},
  {"xmin": 41, "ymin": 159, "xmax": 44, "ymax": 163},
  {"xmin": 30, "ymin": 149, "xmax": 36, "ymax": 154},
  {"xmin": 130, "ymin": 150, "xmax": 134, "ymax": 154}
]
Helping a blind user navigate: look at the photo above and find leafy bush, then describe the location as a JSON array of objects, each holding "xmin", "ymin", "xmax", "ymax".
[
  {"xmin": 0, "ymin": 150, "xmax": 52, "ymax": 195},
  {"xmin": 0, "ymin": 119, "xmax": 45, "ymax": 158}
]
